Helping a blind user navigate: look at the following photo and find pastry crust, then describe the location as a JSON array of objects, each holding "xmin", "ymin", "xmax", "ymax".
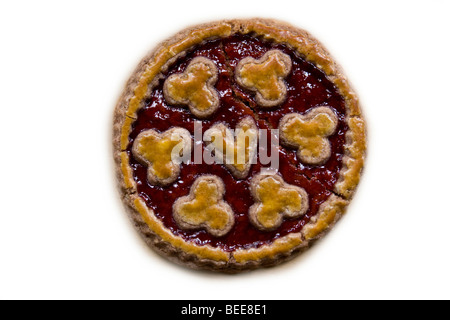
[
  {"xmin": 203, "ymin": 116, "xmax": 258, "ymax": 179},
  {"xmin": 113, "ymin": 18, "xmax": 366, "ymax": 272},
  {"xmin": 279, "ymin": 106, "xmax": 338, "ymax": 165},
  {"xmin": 302, "ymin": 195, "xmax": 348, "ymax": 241},
  {"xmin": 248, "ymin": 172, "xmax": 309, "ymax": 231},
  {"xmin": 235, "ymin": 49, "xmax": 292, "ymax": 107},
  {"xmin": 172, "ymin": 175, "xmax": 235, "ymax": 237},
  {"xmin": 132, "ymin": 127, "xmax": 192, "ymax": 186},
  {"xmin": 163, "ymin": 56, "xmax": 220, "ymax": 119}
]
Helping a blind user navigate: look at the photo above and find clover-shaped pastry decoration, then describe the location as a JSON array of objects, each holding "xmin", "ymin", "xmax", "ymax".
[
  {"xmin": 236, "ymin": 49, "xmax": 292, "ymax": 107},
  {"xmin": 173, "ymin": 175, "xmax": 235, "ymax": 237},
  {"xmin": 279, "ymin": 106, "xmax": 338, "ymax": 165},
  {"xmin": 163, "ymin": 57, "xmax": 219, "ymax": 118},
  {"xmin": 132, "ymin": 127, "xmax": 192, "ymax": 186},
  {"xmin": 249, "ymin": 172, "xmax": 309, "ymax": 231},
  {"xmin": 204, "ymin": 117, "xmax": 258, "ymax": 179}
]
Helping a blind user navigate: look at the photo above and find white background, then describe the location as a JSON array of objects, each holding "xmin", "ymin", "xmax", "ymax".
[{"xmin": 1, "ymin": 0, "xmax": 449, "ymax": 300}]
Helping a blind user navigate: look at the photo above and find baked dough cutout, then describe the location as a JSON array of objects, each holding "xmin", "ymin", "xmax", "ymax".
[
  {"xmin": 132, "ymin": 127, "xmax": 192, "ymax": 186},
  {"xmin": 173, "ymin": 175, "xmax": 235, "ymax": 237},
  {"xmin": 235, "ymin": 49, "xmax": 292, "ymax": 107},
  {"xmin": 164, "ymin": 57, "xmax": 219, "ymax": 118},
  {"xmin": 249, "ymin": 172, "xmax": 308, "ymax": 231},
  {"xmin": 279, "ymin": 106, "xmax": 338, "ymax": 165},
  {"xmin": 204, "ymin": 117, "xmax": 258, "ymax": 179}
]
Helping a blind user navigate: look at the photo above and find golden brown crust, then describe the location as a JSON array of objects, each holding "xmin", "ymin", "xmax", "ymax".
[
  {"xmin": 232, "ymin": 233, "xmax": 305, "ymax": 265},
  {"xmin": 203, "ymin": 116, "xmax": 258, "ymax": 179},
  {"xmin": 301, "ymin": 195, "xmax": 348, "ymax": 241},
  {"xmin": 248, "ymin": 172, "xmax": 308, "ymax": 231},
  {"xmin": 235, "ymin": 49, "xmax": 292, "ymax": 107},
  {"xmin": 172, "ymin": 175, "xmax": 235, "ymax": 237},
  {"xmin": 279, "ymin": 106, "xmax": 338, "ymax": 165},
  {"xmin": 334, "ymin": 117, "xmax": 366, "ymax": 199},
  {"xmin": 113, "ymin": 18, "xmax": 366, "ymax": 272},
  {"xmin": 163, "ymin": 57, "xmax": 220, "ymax": 119},
  {"xmin": 132, "ymin": 127, "xmax": 192, "ymax": 186}
]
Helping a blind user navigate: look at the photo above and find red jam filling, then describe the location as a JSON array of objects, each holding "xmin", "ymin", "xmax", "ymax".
[{"xmin": 127, "ymin": 34, "xmax": 347, "ymax": 251}]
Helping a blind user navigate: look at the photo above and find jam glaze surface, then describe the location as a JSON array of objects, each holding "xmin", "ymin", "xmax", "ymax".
[{"xmin": 127, "ymin": 34, "xmax": 347, "ymax": 251}]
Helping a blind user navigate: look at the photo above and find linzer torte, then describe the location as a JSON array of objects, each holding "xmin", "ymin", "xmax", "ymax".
[{"xmin": 113, "ymin": 19, "xmax": 366, "ymax": 272}]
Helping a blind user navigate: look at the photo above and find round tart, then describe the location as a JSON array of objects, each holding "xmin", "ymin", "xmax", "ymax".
[{"xmin": 113, "ymin": 19, "xmax": 366, "ymax": 272}]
